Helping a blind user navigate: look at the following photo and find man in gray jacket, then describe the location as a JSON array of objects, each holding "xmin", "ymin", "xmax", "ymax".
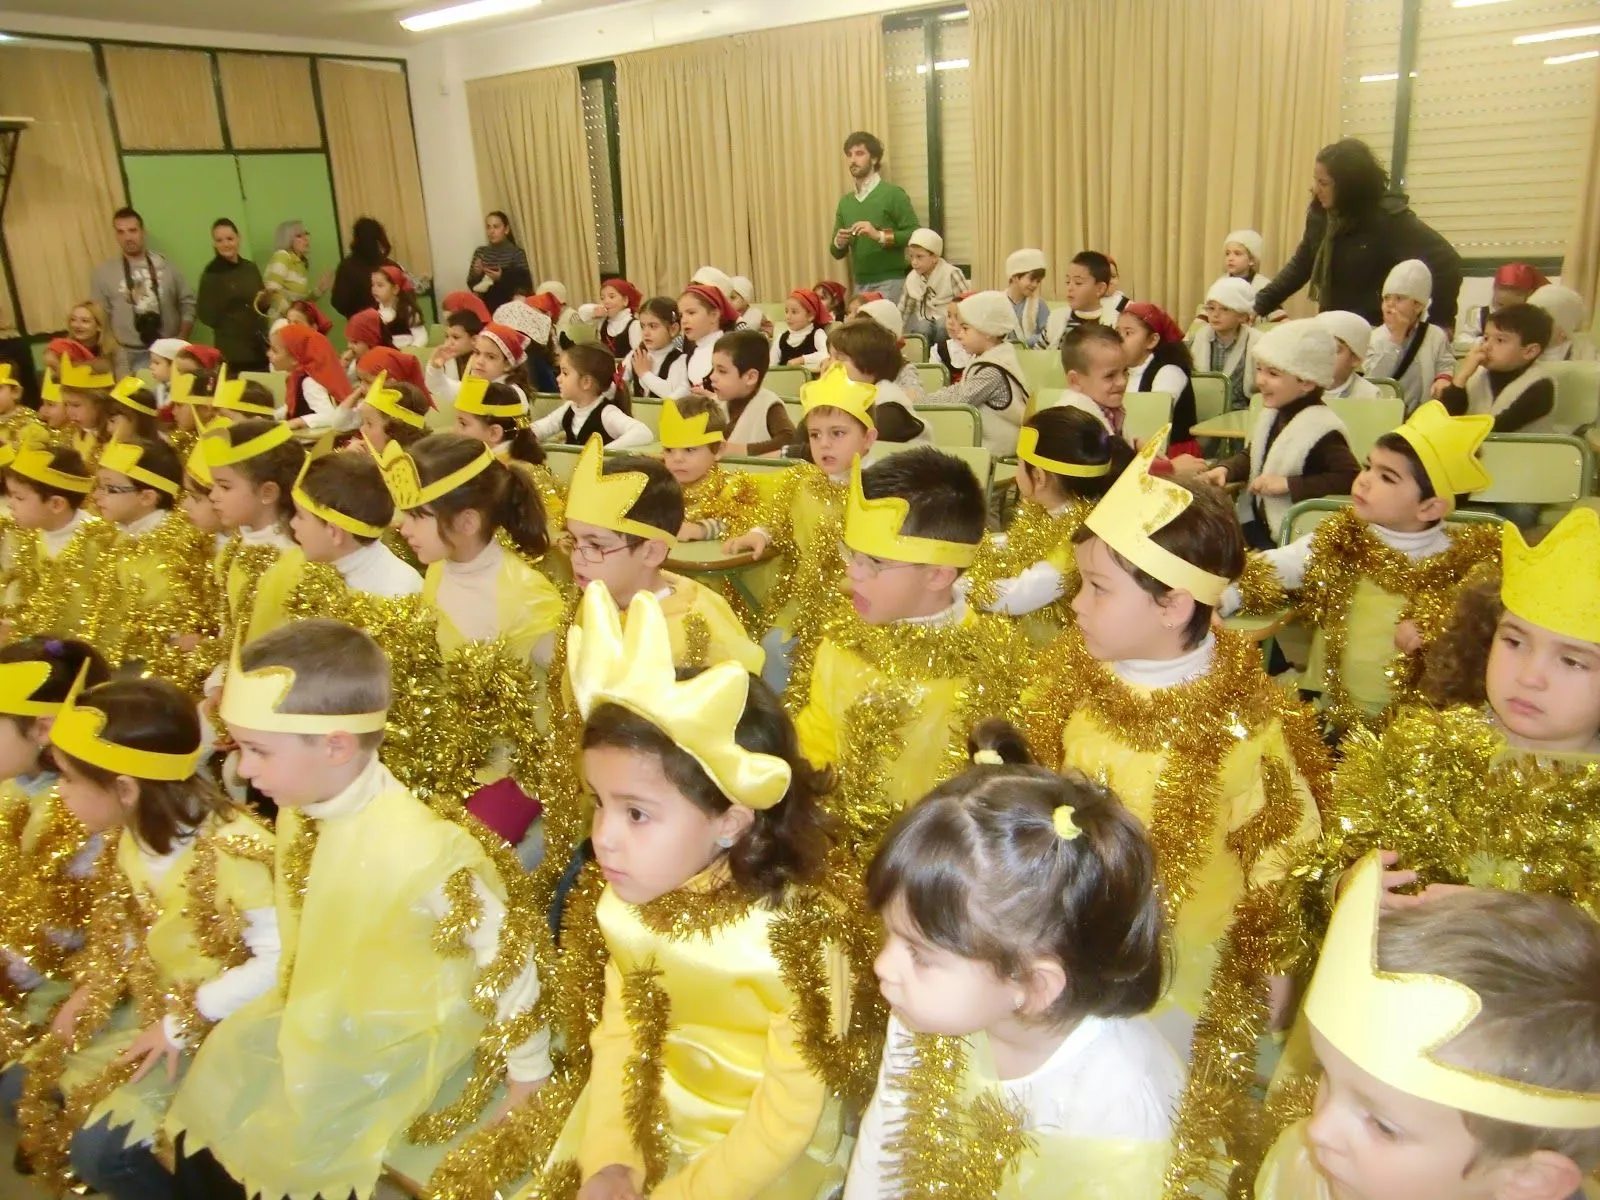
[{"xmin": 90, "ymin": 206, "xmax": 195, "ymax": 373}]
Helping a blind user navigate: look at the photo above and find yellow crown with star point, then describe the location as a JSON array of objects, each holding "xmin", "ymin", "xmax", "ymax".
[
  {"xmin": 800, "ymin": 363, "xmax": 877, "ymax": 431},
  {"xmin": 39, "ymin": 368, "xmax": 61, "ymax": 404},
  {"xmin": 454, "ymin": 375, "xmax": 526, "ymax": 419},
  {"xmin": 658, "ymin": 398, "xmax": 723, "ymax": 449},
  {"xmin": 362, "ymin": 371, "xmax": 425, "ymax": 429},
  {"xmin": 1306, "ymin": 851, "xmax": 1600, "ymax": 1128},
  {"xmin": 291, "ymin": 453, "xmax": 385, "ymax": 538},
  {"xmin": 0, "ymin": 362, "xmax": 17, "ymax": 390},
  {"xmin": 209, "ymin": 368, "xmax": 277, "ymax": 417},
  {"xmin": 218, "ymin": 638, "xmax": 389, "ymax": 736},
  {"xmin": 100, "ymin": 439, "xmax": 180, "ymax": 496},
  {"xmin": 109, "ymin": 376, "xmax": 160, "ymax": 417},
  {"xmin": 565, "ymin": 434, "xmax": 675, "ymax": 545},
  {"xmin": 9, "ymin": 445, "xmax": 93, "ymax": 494},
  {"xmin": 199, "ymin": 421, "xmax": 295, "ymax": 469},
  {"xmin": 49, "ymin": 663, "xmax": 203, "ymax": 781},
  {"xmin": 167, "ymin": 371, "xmax": 197, "ymax": 407},
  {"xmin": 58, "ymin": 357, "xmax": 114, "ymax": 391},
  {"xmin": 843, "ymin": 453, "xmax": 978, "ymax": 568},
  {"xmin": 1081, "ymin": 424, "xmax": 1230, "ymax": 606},
  {"xmin": 1391, "ymin": 401, "xmax": 1492, "ymax": 508},
  {"xmin": 568, "ymin": 583, "xmax": 790, "ymax": 810},
  {"xmin": 0, "ymin": 660, "xmax": 61, "ymax": 718},
  {"xmin": 1502, "ymin": 506, "xmax": 1600, "ymax": 645},
  {"xmin": 375, "ymin": 436, "xmax": 494, "ymax": 511}
]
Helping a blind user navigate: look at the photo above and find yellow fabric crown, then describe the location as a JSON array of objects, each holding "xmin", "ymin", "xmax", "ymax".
[
  {"xmin": 800, "ymin": 364, "xmax": 876, "ymax": 431},
  {"xmin": 658, "ymin": 398, "xmax": 723, "ymax": 449},
  {"xmin": 454, "ymin": 375, "xmax": 526, "ymax": 418},
  {"xmin": 565, "ymin": 434, "xmax": 675, "ymax": 546},
  {"xmin": 219, "ymin": 640, "xmax": 389, "ymax": 736},
  {"xmin": 1307, "ymin": 851, "xmax": 1600, "ymax": 1127},
  {"xmin": 200, "ymin": 421, "xmax": 295, "ymax": 469},
  {"xmin": 844, "ymin": 454, "xmax": 978, "ymax": 568},
  {"xmin": 363, "ymin": 372, "xmax": 425, "ymax": 429},
  {"xmin": 58, "ymin": 357, "xmax": 114, "ymax": 391},
  {"xmin": 1502, "ymin": 506, "xmax": 1600, "ymax": 645},
  {"xmin": 49, "ymin": 663, "xmax": 203, "ymax": 781},
  {"xmin": 1081, "ymin": 425, "xmax": 1230, "ymax": 606},
  {"xmin": 0, "ymin": 660, "xmax": 60, "ymax": 718},
  {"xmin": 291, "ymin": 454, "xmax": 385, "ymax": 539},
  {"xmin": 109, "ymin": 376, "xmax": 160, "ymax": 417},
  {"xmin": 568, "ymin": 583, "xmax": 790, "ymax": 810},
  {"xmin": 1017, "ymin": 425, "xmax": 1111, "ymax": 479},
  {"xmin": 40, "ymin": 368, "xmax": 61, "ymax": 404},
  {"xmin": 10, "ymin": 446, "xmax": 93, "ymax": 494},
  {"xmin": 100, "ymin": 439, "xmax": 180, "ymax": 496},
  {"xmin": 375, "ymin": 437, "xmax": 494, "ymax": 511},
  {"xmin": 1391, "ymin": 401, "xmax": 1492, "ymax": 508}
]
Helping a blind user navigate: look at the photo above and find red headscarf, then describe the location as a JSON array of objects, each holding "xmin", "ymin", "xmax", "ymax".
[
  {"xmin": 527, "ymin": 292, "xmax": 564, "ymax": 322},
  {"xmin": 276, "ymin": 324, "xmax": 353, "ymax": 417},
  {"xmin": 182, "ymin": 343, "xmax": 223, "ymax": 370},
  {"xmin": 344, "ymin": 308, "xmax": 386, "ymax": 349},
  {"xmin": 47, "ymin": 338, "xmax": 94, "ymax": 364},
  {"xmin": 289, "ymin": 300, "xmax": 332, "ymax": 335},
  {"xmin": 357, "ymin": 347, "xmax": 429, "ymax": 399},
  {"xmin": 813, "ymin": 280, "xmax": 847, "ymax": 315},
  {"xmin": 479, "ymin": 322, "xmax": 529, "ymax": 367},
  {"xmin": 441, "ymin": 291, "xmax": 491, "ymax": 325},
  {"xmin": 857, "ymin": 290, "xmax": 885, "ymax": 304},
  {"xmin": 378, "ymin": 264, "xmax": 413, "ymax": 293},
  {"xmin": 1493, "ymin": 262, "xmax": 1549, "ymax": 293},
  {"xmin": 1123, "ymin": 301, "xmax": 1183, "ymax": 344},
  {"xmin": 788, "ymin": 289, "xmax": 831, "ymax": 330},
  {"xmin": 602, "ymin": 278, "xmax": 642, "ymax": 313},
  {"xmin": 681, "ymin": 284, "xmax": 738, "ymax": 329}
]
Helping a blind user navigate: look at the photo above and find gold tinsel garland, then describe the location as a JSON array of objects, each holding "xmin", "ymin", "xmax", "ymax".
[
  {"xmin": 0, "ymin": 791, "xmax": 97, "ymax": 981},
  {"xmin": 879, "ymin": 1032, "xmax": 1032, "ymax": 1200},
  {"xmin": 682, "ymin": 465, "xmax": 763, "ymax": 541},
  {"xmin": 3, "ymin": 517, "xmax": 117, "ymax": 643},
  {"xmin": 621, "ymin": 964, "xmax": 672, "ymax": 1190},
  {"xmin": 636, "ymin": 879, "xmax": 758, "ymax": 939},
  {"xmin": 219, "ymin": 538, "xmax": 287, "ymax": 644},
  {"xmin": 680, "ymin": 612, "xmax": 710, "ymax": 670},
  {"xmin": 433, "ymin": 868, "xmax": 484, "ymax": 956},
  {"xmin": 963, "ymin": 499, "xmax": 1090, "ymax": 616},
  {"xmin": 276, "ymin": 811, "xmax": 319, "ymax": 994},
  {"xmin": 92, "ymin": 511, "xmax": 218, "ymax": 694}
]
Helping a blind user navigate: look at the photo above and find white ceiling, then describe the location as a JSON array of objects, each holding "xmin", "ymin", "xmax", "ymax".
[{"xmin": 0, "ymin": 0, "xmax": 644, "ymax": 48}]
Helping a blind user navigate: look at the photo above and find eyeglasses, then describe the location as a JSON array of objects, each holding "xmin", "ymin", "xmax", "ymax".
[
  {"xmin": 838, "ymin": 541, "xmax": 916, "ymax": 579},
  {"xmin": 557, "ymin": 531, "xmax": 639, "ymax": 565}
]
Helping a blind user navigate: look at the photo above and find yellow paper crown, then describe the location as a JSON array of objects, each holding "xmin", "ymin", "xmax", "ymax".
[
  {"xmin": 375, "ymin": 437, "xmax": 494, "ymax": 511},
  {"xmin": 1391, "ymin": 401, "xmax": 1492, "ymax": 507},
  {"xmin": 0, "ymin": 362, "xmax": 15, "ymax": 388},
  {"xmin": 40, "ymin": 368, "xmax": 61, "ymax": 404},
  {"xmin": 200, "ymin": 421, "xmax": 295, "ymax": 469},
  {"xmin": 1017, "ymin": 425, "xmax": 1111, "ymax": 479},
  {"xmin": 57, "ymin": 357, "xmax": 114, "ymax": 391},
  {"xmin": 362, "ymin": 372, "xmax": 425, "ymax": 429},
  {"xmin": 565, "ymin": 434, "xmax": 675, "ymax": 545},
  {"xmin": 844, "ymin": 454, "xmax": 978, "ymax": 568},
  {"xmin": 211, "ymin": 368, "xmax": 277, "ymax": 417},
  {"xmin": 109, "ymin": 376, "xmax": 160, "ymax": 417},
  {"xmin": 218, "ymin": 640, "xmax": 388, "ymax": 736},
  {"xmin": 1502, "ymin": 507, "xmax": 1600, "ymax": 644},
  {"xmin": 49, "ymin": 663, "xmax": 202, "ymax": 781},
  {"xmin": 454, "ymin": 375, "xmax": 526, "ymax": 419},
  {"xmin": 1081, "ymin": 425, "xmax": 1230, "ymax": 606},
  {"xmin": 10, "ymin": 446, "xmax": 93, "ymax": 494},
  {"xmin": 291, "ymin": 454, "xmax": 385, "ymax": 539},
  {"xmin": 568, "ymin": 583, "xmax": 790, "ymax": 809},
  {"xmin": 168, "ymin": 371, "xmax": 197, "ymax": 407},
  {"xmin": 658, "ymin": 398, "xmax": 723, "ymax": 449},
  {"xmin": 100, "ymin": 439, "xmax": 180, "ymax": 496},
  {"xmin": 800, "ymin": 364, "xmax": 877, "ymax": 431},
  {"xmin": 1306, "ymin": 851, "xmax": 1600, "ymax": 1127},
  {"xmin": 0, "ymin": 660, "xmax": 60, "ymax": 717}
]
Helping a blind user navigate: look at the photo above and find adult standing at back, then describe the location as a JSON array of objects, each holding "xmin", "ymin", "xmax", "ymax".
[
  {"xmin": 261, "ymin": 220, "xmax": 333, "ymax": 321},
  {"xmin": 90, "ymin": 206, "xmax": 195, "ymax": 374},
  {"xmin": 196, "ymin": 218, "xmax": 269, "ymax": 372},
  {"xmin": 330, "ymin": 216, "xmax": 400, "ymax": 319},
  {"xmin": 829, "ymin": 131, "xmax": 919, "ymax": 303},
  {"xmin": 1254, "ymin": 138, "xmax": 1463, "ymax": 331},
  {"xmin": 466, "ymin": 210, "xmax": 530, "ymax": 313}
]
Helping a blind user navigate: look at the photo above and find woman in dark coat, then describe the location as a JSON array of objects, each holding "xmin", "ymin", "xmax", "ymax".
[
  {"xmin": 330, "ymin": 217, "xmax": 401, "ymax": 319},
  {"xmin": 195, "ymin": 218, "xmax": 268, "ymax": 371},
  {"xmin": 1254, "ymin": 138, "xmax": 1463, "ymax": 331}
]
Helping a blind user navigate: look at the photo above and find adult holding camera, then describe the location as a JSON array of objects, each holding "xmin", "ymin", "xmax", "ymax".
[{"xmin": 90, "ymin": 206, "xmax": 195, "ymax": 375}]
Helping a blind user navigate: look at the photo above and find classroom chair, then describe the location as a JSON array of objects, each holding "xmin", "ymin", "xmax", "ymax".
[
  {"xmin": 1325, "ymin": 394, "xmax": 1405, "ymax": 461},
  {"xmin": 869, "ymin": 441, "xmax": 992, "ymax": 492},
  {"xmin": 901, "ymin": 334, "xmax": 929, "ymax": 364},
  {"xmin": 766, "ymin": 366, "xmax": 808, "ymax": 399},
  {"xmin": 913, "ymin": 363, "xmax": 950, "ymax": 393},
  {"xmin": 1191, "ymin": 372, "xmax": 1230, "ymax": 424},
  {"xmin": 543, "ymin": 443, "xmax": 581, "ymax": 483},
  {"xmin": 427, "ymin": 324, "xmax": 446, "ymax": 345},
  {"xmin": 1122, "ymin": 392, "xmax": 1174, "ymax": 446},
  {"xmin": 1014, "ymin": 347, "xmax": 1066, "ymax": 394},
  {"xmin": 632, "ymin": 398, "xmax": 663, "ymax": 436},
  {"xmin": 1368, "ymin": 376, "xmax": 1402, "ymax": 401},
  {"xmin": 914, "ymin": 404, "xmax": 982, "ymax": 447},
  {"xmin": 757, "ymin": 301, "xmax": 787, "ymax": 327},
  {"xmin": 1472, "ymin": 433, "xmax": 1592, "ymax": 523}
]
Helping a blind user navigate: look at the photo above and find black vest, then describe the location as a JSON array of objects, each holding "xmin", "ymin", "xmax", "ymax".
[
  {"xmin": 774, "ymin": 328, "xmax": 817, "ymax": 366},
  {"xmin": 600, "ymin": 316, "xmax": 638, "ymax": 360},
  {"xmin": 563, "ymin": 393, "xmax": 625, "ymax": 444}
]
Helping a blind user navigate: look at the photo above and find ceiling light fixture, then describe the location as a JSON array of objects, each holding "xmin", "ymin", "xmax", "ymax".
[
  {"xmin": 1451, "ymin": 0, "xmax": 1511, "ymax": 7},
  {"xmin": 1512, "ymin": 23, "xmax": 1600, "ymax": 44},
  {"xmin": 915, "ymin": 58, "xmax": 970, "ymax": 74},
  {"xmin": 1546, "ymin": 48, "xmax": 1600, "ymax": 63},
  {"xmin": 1359, "ymin": 71, "xmax": 1417, "ymax": 82},
  {"xmin": 399, "ymin": 0, "xmax": 542, "ymax": 33}
]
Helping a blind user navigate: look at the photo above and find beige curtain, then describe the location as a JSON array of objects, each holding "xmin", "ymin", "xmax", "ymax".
[
  {"xmin": 726, "ymin": 18, "xmax": 888, "ymax": 298},
  {"xmin": 103, "ymin": 46, "xmax": 224, "ymax": 151},
  {"xmin": 1564, "ymin": 53, "xmax": 1600, "ymax": 325},
  {"xmin": 0, "ymin": 43, "xmax": 126, "ymax": 336},
  {"xmin": 971, "ymin": 0, "xmax": 1344, "ymax": 319},
  {"xmin": 467, "ymin": 67, "xmax": 599, "ymax": 294},
  {"xmin": 317, "ymin": 59, "xmax": 433, "ymax": 277},
  {"xmin": 219, "ymin": 53, "xmax": 321, "ymax": 150}
]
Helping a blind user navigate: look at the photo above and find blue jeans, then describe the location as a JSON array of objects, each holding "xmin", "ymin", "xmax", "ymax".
[
  {"xmin": 857, "ymin": 278, "xmax": 904, "ymax": 304},
  {"xmin": 760, "ymin": 627, "xmax": 797, "ymax": 699},
  {"xmin": 71, "ymin": 1116, "xmax": 173, "ymax": 1200}
]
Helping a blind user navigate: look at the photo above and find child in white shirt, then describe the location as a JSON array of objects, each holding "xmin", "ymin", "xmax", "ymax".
[
  {"xmin": 575, "ymin": 277, "xmax": 643, "ymax": 361},
  {"xmin": 771, "ymin": 288, "xmax": 831, "ymax": 368},
  {"xmin": 1187, "ymin": 276, "xmax": 1261, "ymax": 409},
  {"xmin": 899, "ymin": 227, "xmax": 968, "ymax": 346},
  {"xmin": 1363, "ymin": 259, "xmax": 1455, "ymax": 415},
  {"xmin": 531, "ymin": 343, "xmax": 652, "ymax": 448},
  {"xmin": 1004, "ymin": 248, "xmax": 1050, "ymax": 349},
  {"xmin": 625, "ymin": 297, "xmax": 686, "ymax": 399}
]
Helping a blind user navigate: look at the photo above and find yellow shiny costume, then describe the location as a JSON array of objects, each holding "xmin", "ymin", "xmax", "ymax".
[
  {"xmin": 0, "ymin": 777, "xmax": 98, "ymax": 1006},
  {"xmin": 681, "ymin": 464, "xmax": 763, "ymax": 543},
  {"xmin": 2, "ymin": 515, "xmax": 115, "ymax": 644},
  {"xmin": 95, "ymin": 511, "xmax": 217, "ymax": 694},
  {"xmin": 656, "ymin": 570, "xmax": 763, "ymax": 673},
  {"xmin": 422, "ymin": 539, "xmax": 565, "ymax": 663},
  {"xmin": 964, "ymin": 498, "xmax": 1091, "ymax": 644}
]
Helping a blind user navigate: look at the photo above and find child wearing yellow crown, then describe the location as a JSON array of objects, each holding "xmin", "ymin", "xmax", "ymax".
[
  {"xmin": 288, "ymin": 450, "xmax": 423, "ymax": 601},
  {"xmin": 56, "ymin": 356, "xmax": 117, "ymax": 468},
  {"xmin": 104, "ymin": 377, "xmax": 164, "ymax": 444},
  {"xmin": 1225, "ymin": 401, "xmax": 1501, "ymax": 734},
  {"xmin": 356, "ymin": 371, "xmax": 431, "ymax": 457},
  {"xmin": 428, "ymin": 585, "xmax": 870, "ymax": 1200},
  {"xmin": 1256, "ymin": 853, "xmax": 1600, "ymax": 1200},
  {"xmin": 964, "ymin": 405, "xmax": 1134, "ymax": 645},
  {"xmin": 450, "ymin": 375, "xmax": 567, "ymax": 530},
  {"xmin": 91, "ymin": 438, "xmax": 217, "ymax": 692},
  {"xmin": 5, "ymin": 671, "xmax": 274, "ymax": 1195},
  {"xmin": 1, "ymin": 444, "xmax": 115, "ymax": 644},
  {"xmin": 1014, "ymin": 429, "xmax": 1328, "ymax": 1192},
  {"xmin": 659, "ymin": 396, "xmax": 763, "ymax": 545},
  {"xmin": 723, "ymin": 366, "xmax": 879, "ymax": 697},
  {"xmin": 36, "ymin": 367, "xmax": 69, "ymax": 433},
  {"xmin": 165, "ymin": 619, "xmax": 552, "ymax": 1200},
  {"xmin": 794, "ymin": 447, "xmax": 1024, "ymax": 856},
  {"xmin": 0, "ymin": 361, "xmax": 44, "ymax": 449}
]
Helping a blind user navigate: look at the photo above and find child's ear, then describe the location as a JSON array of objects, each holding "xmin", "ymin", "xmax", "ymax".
[
  {"xmin": 711, "ymin": 443, "xmax": 726, "ymax": 461},
  {"xmin": 922, "ymin": 564, "xmax": 958, "ymax": 594},
  {"xmin": 46, "ymin": 495, "xmax": 69, "ymax": 516},
  {"xmin": 1415, "ymin": 494, "xmax": 1450, "ymax": 525},
  {"xmin": 861, "ymin": 427, "xmax": 879, "ymax": 452},
  {"xmin": 1157, "ymin": 588, "xmax": 1198, "ymax": 633},
  {"xmin": 323, "ymin": 730, "xmax": 364, "ymax": 767},
  {"xmin": 712, "ymin": 802, "xmax": 755, "ymax": 849},
  {"xmin": 112, "ymin": 774, "xmax": 141, "ymax": 812},
  {"xmin": 452, "ymin": 508, "xmax": 484, "ymax": 542},
  {"xmin": 741, "ymin": 368, "xmax": 760, "ymax": 389},
  {"xmin": 28, "ymin": 716, "xmax": 53, "ymax": 747},
  {"xmin": 485, "ymin": 423, "xmax": 506, "ymax": 446},
  {"xmin": 258, "ymin": 481, "xmax": 282, "ymax": 509},
  {"xmin": 1018, "ymin": 955, "xmax": 1068, "ymax": 1017},
  {"xmin": 1493, "ymin": 1149, "xmax": 1583, "ymax": 1200},
  {"xmin": 1518, "ymin": 341, "xmax": 1543, "ymax": 366},
  {"xmin": 641, "ymin": 538, "xmax": 670, "ymax": 570}
]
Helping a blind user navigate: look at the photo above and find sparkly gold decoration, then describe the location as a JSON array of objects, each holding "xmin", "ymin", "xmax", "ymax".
[
  {"xmin": 2, "ymin": 516, "xmax": 117, "ymax": 644},
  {"xmin": 433, "ymin": 868, "xmax": 484, "ymax": 956},
  {"xmin": 0, "ymin": 791, "xmax": 96, "ymax": 981},
  {"xmin": 679, "ymin": 463, "xmax": 762, "ymax": 548},
  {"xmin": 680, "ymin": 611, "xmax": 710, "ymax": 669},
  {"xmin": 276, "ymin": 810, "xmax": 320, "ymax": 993},
  {"xmin": 1233, "ymin": 551, "xmax": 1290, "ymax": 616},
  {"xmin": 635, "ymin": 878, "xmax": 758, "ymax": 940},
  {"xmin": 621, "ymin": 965, "xmax": 672, "ymax": 1190},
  {"xmin": 963, "ymin": 498, "xmax": 1090, "ymax": 616}
]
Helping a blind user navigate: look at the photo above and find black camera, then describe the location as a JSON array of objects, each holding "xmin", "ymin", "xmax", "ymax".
[{"xmin": 134, "ymin": 308, "xmax": 162, "ymax": 347}]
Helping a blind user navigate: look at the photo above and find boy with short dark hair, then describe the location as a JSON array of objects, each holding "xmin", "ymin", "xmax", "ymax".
[
  {"xmin": 1440, "ymin": 302, "xmax": 1559, "ymax": 433},
  {"xmin": 1056, "ymin": 324, "xmax": 1132, "ymax": 438},
  {"xmin": 1, "ymin": 445, "xmax": 113, "ymax": 642},
  {"xmin": 659, "ymin": 397, "xmax": 763, "ymax": 545},
  {"xmin": 1056, "ymin": 250, "xmax": 1125, "ymax": 343},
  {"xmin": 289, "ymin": 451, "xmax": 422, "ymax": 599},
  {"xmin": 708, "ymin": 329, "xmax": 795, "ymax": 456}
]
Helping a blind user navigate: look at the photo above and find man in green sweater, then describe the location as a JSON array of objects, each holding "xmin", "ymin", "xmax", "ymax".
[{"xmin": 830, "ymin": 131, "xmax": 920, "ymax": 304}]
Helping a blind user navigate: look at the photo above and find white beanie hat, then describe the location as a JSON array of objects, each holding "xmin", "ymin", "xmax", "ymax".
[
  {"xmin": 535, "ymin": 280, "xmax": 569, "ymax": 304},
  {"xmin": 1253, "ymin": 318, "xmax": 1337, "ymax": 389},
  {"xmin": 1205, "ymin": 276, "xmax": 1257, "ymax": 314},
  {"xmin": 1381, "ymin": 259, "xmax": 1433, "ymax": 304},
  {"xmin": 860, "ymin": 299, "xmax": 903, "ymax": 338},
  {"xmin": 1314, "ymin": 310, "xmax": 1374, "ymax": 360},
  {"xmin": 149, "ymin": 337, "xmax": 188, "ymax": 362},
  {"xmin": 908, "ymin": 228, "xmax": 944, "ymax": 256},
  {"xmin": 1223, "ymin": 229, "xmax": 1265, "ymax": 262},
  {"xmin": 958, "ymin": 290, "xmax": 1020, "ymax": 338},
  {"xmin": 727, "ymin": 275, "xmax": 755, "ymax": 304},
  {"xmin": 1005, "ymin": 248, "xmax": 1047, "ymax": 278},
  {"xmin": 691, "ymin": 265, "xmax": 733, "ymax": 294},
  {"xmin": 1529, "ymin": 284, "xmax": 1585, "ymax": 338}
]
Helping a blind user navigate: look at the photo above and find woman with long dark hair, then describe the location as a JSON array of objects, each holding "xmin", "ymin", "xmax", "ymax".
[
  {"xmin": 329, "ymin": 217, "xmax": 400, "ymax": 319},
  {"xmin": 465, "ymin": 210, "xmax": 530, "ymax": 312}
]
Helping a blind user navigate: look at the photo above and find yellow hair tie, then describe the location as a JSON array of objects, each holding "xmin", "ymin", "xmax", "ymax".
[{"xmin": 1052, "ymin": 804, "xmax": 1082, "ymax": 842}]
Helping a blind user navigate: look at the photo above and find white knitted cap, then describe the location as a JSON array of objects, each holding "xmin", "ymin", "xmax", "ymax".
[
  {"xmin": 149, "ymin": 338, "xmax": 189, "ymax": 362},
  {"xmin": 1314, "ymin": 310, "xmax": 1374, "ymax": 359},
  {"xmin": 860, "ymin": 299, "xmax": 903, "ymax": 338},
  {"xmin": 1529, "ymin": 284, "xmax": 1585, "ymax": 338},
  {"xmin": 727, "ymin": 275, "xmax": 755, "ymax": 304},
  {"xmin": 1223, "ymin": 229, "xmax": 1265, "ymax": 261},
  {"xmin": 535, "ymin": 280, "xmax": 568, "ymax": 304},
  {"xmin": 958, "ymin": 290, "xmax": 1020, "ymax": 338},
  {"xmin": 691, "ymin": 265, "xmax": 733, "ymax": 295},
  {"xmin": 908, "ymin": 228, "xmax": 944, "ymax": 256},
  {"xmin": 1381, "ymin": 259, "xmax": 1433, "ymax": 304},
  {"xmin": 1005, "ymin": 248, "xmax": 1047, "ymax": 278},
  {"xmin": 1204, "ymin": 276, "xmax": 1257, "ymax": 314},
  {"xmin": 1253, "ymin": 318, "xmax": 1337, "ymax": 389}
]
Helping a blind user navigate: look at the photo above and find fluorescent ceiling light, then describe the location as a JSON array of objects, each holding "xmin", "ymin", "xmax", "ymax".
[
  {"xmin": 399, "ymin": 0, "xmax": 541, "ymax": 33},
  {"xmin": 1546, "ymin": 48, "xmax": 1600, "ymax": 63},
  {"xmin": 1359, "ymin": 71, "xmax": 1416, "ymax": 82},
  {"xmin": 1513, "ymin": 23, "xmax": 1600, "ymax": 44},
  {"xmin": 915, "ymin": 58, "xmax": 969, "ymax": 73},
  {"xmin": 940, "ymin": 8, "xmax": 969, "ymax": 18},
  {"xmin": 1452, "ymin": 0, "xmax": 1510, "ymax": 7}
]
